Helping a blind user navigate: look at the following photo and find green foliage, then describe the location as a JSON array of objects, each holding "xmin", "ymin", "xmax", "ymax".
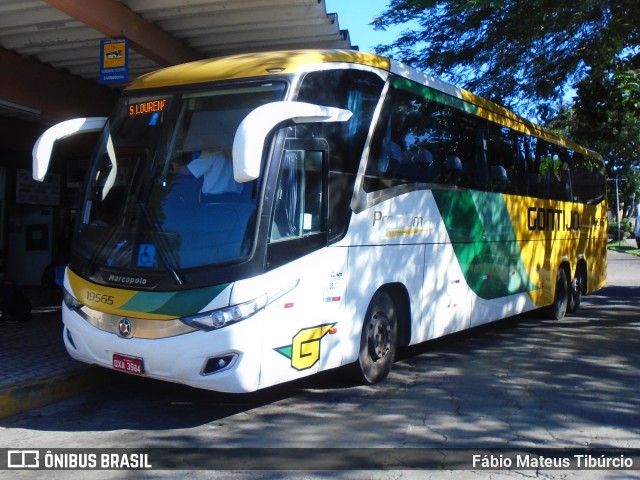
[
  {"xmin": 374, "ymin": 0, "xmax": 640, "ymax": 119},
  {"xmin": 374, "ymin": 0, "xmax": 640, "ymax": 212},
  {"xmin": 538, "ymin": 155, "xmax": 561, "ymax": 176},
  {"xmin": 608, "ymin": 243, "xmax": 640, "ymax": 256},
  {"xmin": 608, "ymin": 218, "xmax": 634, "ymax": 239},
  {"xmin": 548, "ymin": 56, "xmax": 640, "ymax": 208},
  {"xmin": 572, "ymin": 57, "xmax": 640, "ymax": 171}
]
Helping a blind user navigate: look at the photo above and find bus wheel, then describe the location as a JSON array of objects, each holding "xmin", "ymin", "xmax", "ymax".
[
  {"xmin": 567, "ymin": 263, "xmax": 587, "ymax": 313},
  {"xmin": 549, "ymin": 268, "xmax": 569, "ymax": 320},
  {"xmin": 355, "ymin": 290, "xmax": 398, "ymax": 384}
]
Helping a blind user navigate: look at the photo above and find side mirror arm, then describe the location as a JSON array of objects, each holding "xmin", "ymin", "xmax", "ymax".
[
  {"xmin": 32, "ymin": 117, "xmax": 107, "ymax": 181},
  {"xmin": 232, "ymin": 101, "xmax": 352, "ymax": 182}
]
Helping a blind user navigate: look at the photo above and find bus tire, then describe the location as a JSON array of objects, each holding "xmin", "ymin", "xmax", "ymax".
[
  {"xmin": 354, "ymin": 290, "xmax": 398, "ymax": 384},
  {"xmin": 548, "ymin": 267, "xmax": 569, "ymax": 320},
  {"xmin": 567, "ymin": 263, "xmax": 587, "ymax": 313}
]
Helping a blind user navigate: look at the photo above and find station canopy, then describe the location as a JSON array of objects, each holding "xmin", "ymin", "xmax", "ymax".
[{"xmin": 0, "ymin": 0, "xmax": 353, "ymax": 124}]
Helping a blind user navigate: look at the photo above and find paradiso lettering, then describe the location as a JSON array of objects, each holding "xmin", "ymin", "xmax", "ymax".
[
  {"xmin": 129, "ymin": 99, "xmax": 168, "ymax": 116},
  {"xmin": 527, "ymin": 206, "xmax": 580, "ymax": 232}
]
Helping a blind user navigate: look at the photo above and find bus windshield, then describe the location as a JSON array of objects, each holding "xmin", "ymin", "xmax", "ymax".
[{"xmin": 75, "ymin": 82, "xmax": 286, "ymax": 280}]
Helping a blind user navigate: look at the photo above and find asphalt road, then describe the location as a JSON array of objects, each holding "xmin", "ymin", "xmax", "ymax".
[{"xmin": 1, "ymin": 250, "xmax": 638, "ymax": 480}]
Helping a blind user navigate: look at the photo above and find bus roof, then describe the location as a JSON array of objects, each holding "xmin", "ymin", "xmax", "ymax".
[
  {"xmin": 127, "ymin": 49, "xmax": 601, "ymax": 161},
  {"xmin": 126, "ymin": 49, "xmax": 391, "ymax": 90}
]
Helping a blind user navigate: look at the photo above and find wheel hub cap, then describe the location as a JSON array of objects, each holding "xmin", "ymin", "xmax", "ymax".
[{"xmin": 368, "ymin": 313, "xmax": 391, "ymax": 361}]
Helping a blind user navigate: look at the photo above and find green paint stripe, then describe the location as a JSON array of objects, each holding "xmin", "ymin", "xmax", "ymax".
[
  {"xmin": 391, "ymin": 77, "xmax": 480, "ymax": 116},
  {"xmin": 121, "ymin": 283, "xmax": 230, "ymax": 317},
  {"xmin": 471, "ymin": 191, "xmax": 537, "ymax": 295},
  {"xmin": 432, "ymin": 190, "xmax": 536, "ymax": 299}
]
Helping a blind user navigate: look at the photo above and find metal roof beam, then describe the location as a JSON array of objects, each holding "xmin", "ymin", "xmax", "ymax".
[
  {"xmin": 0, "ymin": 47, "xmax": 118, "ymax": 124},
  {"xmin": 41, "ymin": 0, "xmax": 202, "ymax": 66},
  {"xmin": 156, "ymin": 6, "xmax": 334, "ymax": 32}
]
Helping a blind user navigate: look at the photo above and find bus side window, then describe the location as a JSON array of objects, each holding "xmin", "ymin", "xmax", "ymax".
[
  {"xmin": 433, "ymin": 107, "xmax": 485, "ymax": 189},
  {"xmin": 526, "ymin": 136, "xmax": 540, "ymax": 197},
  {"xmin": 475, "ymin": 122, "xmax": 490, "ymax": 190},
  {"xmin": 571, "ymin": 153, "xmax": 606, "ymax": 204},
  {"xmin": 554, "ymin": 149, "xmax": 572, "ymax": 201},
  {"xmin": 365, "ymin": 88, "xmax": 443, "ymax": 191},
  {"xmin": 515, "ymin": 135, "xmax": 530, "ymax": 196},
  {"xmin": 488, "ymin": 125, "xmax": 518, "ymax": 194},
  {"xmin": 269, "ymin": 148, "xmax": 324, "ymax": 243},
  {"xmin": 536, "ymin": 141, "xmax": 572, "ymax": 201},
  {"xmin": 296, "ymin": 69, "xmax": 384, "ymax": 242},
  {"xmin": 296, "ymin": 69, "xmax": 384, "ymax": 173}
]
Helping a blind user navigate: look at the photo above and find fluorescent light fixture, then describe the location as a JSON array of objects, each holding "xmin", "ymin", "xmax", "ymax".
[{"xmin": 0, "ymin": 99, "xmax": 41, "ymax": 116}]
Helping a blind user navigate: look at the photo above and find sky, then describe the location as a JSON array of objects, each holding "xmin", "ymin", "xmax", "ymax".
[
  {"xmin": 324, "ymin": 0, "xmax": 408, "ymax": 53},
  {"xmin": 324, "ymin": 1, "xmax": 574, "ymax": 120}
]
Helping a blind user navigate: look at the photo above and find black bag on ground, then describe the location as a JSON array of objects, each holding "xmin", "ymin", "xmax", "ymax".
[{"xmin": 1, "ymin": 282, "xmax": 32, "ymax": 323}]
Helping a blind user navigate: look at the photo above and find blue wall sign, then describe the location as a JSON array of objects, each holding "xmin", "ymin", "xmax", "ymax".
[{"xmin": 100, "ymin": 38, "xmax": 129, "ymax": 84}]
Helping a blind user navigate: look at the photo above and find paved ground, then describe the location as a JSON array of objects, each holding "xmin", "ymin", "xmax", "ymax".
[
  {"xmin": 0, "ymin": 303, "xmax": 72, "ymax": 388},
  {"xmin": 0, "ymin": 290, "xmax": 106, "ymax": 419},
  {"xmin": 0, "ymin": 248, "xmax": 638, "ymax": 479},
  {"xmin": 0, "ymin": 247, "xmax": 638, "ymax": 420}
]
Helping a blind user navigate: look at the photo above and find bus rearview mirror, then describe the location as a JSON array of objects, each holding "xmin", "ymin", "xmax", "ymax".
[
  {"xmin": 232, "ymin": 101, "xmax": 352, "ymax": 182},
  {"xmin": 32, "ymin": 117, "xmax": 107, "ymax": 182}
]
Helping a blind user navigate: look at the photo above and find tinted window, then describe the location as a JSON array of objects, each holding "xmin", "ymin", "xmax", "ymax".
[
  {"xmin": 350, "ymin": 74, "xmax": 605, "ymax": 205},
  {"xmin": 364, "ymin": 83, "xmax": 489, "ymax": 192},
  {"xmin": 297, "ymin": 69, "xmax": 384, "ymax": 241}
]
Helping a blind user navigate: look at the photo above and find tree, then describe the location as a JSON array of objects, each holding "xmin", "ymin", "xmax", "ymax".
[
  {"xmin": 374, "ymin": 0, "xmax": 640, "ymax": 214},
  {"xmin": 547, "ymin": 55, "xmax": 640, "ymax": 210},
  {"xmin": 373, "ymin": 0, "xmax": 640, "ymax": 119}
]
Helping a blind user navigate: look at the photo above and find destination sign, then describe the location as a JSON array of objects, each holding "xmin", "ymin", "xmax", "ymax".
[{"xmin": 129, "ymin": 99, "xmax": 168, "ymax": 116}]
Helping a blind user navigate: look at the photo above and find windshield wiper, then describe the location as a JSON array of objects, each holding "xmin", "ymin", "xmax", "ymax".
[
  {"xmin": 137, "ymin": 202, "xmax": 186, "ymax": 286},
  {"xmin": 83, "ymin": 221, "xmax": 125, "ymax": 278}
]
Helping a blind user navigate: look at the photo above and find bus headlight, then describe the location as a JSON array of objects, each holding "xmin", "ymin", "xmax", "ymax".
[
  {"xmin": 182, "ymin": 294, "xmax": 267, "ymax": 331},
  {"xmin": 63, "ymin": 288, "xmax": 83, "ymax": 310}
]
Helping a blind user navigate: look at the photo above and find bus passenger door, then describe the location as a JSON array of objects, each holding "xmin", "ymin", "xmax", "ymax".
[{"xmin": 258, "ymin": 137, "xmax": 345, "ymax": 389}]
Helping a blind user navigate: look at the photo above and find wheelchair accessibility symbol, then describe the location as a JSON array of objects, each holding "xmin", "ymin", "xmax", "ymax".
[{"xmin": 136, "ymin": 244, "xmax": 156, "ymax": 268}]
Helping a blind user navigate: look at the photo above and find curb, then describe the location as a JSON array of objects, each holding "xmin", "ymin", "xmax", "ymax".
[{"xmin": 0, "ymin": 367, "xmax": 111, "ymax": 419}]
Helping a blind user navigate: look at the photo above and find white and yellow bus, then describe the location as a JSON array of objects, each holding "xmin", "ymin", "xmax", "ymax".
[{"xmin": 33, "ymin": 50, "xmax": 607, "ymax": 392}]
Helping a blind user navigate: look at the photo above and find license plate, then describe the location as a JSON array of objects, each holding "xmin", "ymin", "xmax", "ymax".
[{"xmin": 112, "ymin": 353, "xmax": 144, "ymax": 375}]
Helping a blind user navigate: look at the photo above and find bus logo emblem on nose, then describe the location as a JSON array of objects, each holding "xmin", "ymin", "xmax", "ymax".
[{"xmin": 118, "ymin": 319, "xmax": 132, "ymax": 338}]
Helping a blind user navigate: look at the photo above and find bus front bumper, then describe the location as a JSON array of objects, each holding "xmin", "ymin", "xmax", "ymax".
[{"xmin": 61, "ymin": 305, "xmax": 263, "ymax": 393}]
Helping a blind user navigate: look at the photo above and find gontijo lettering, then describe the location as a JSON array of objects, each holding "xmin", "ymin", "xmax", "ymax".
[
  {"xmin": 527, "ymin": 206, "xmax": 580, "ymax": 232},
  {"xmin": 129, "ymin": 99, "xmax": 167, "ymax": 116}
]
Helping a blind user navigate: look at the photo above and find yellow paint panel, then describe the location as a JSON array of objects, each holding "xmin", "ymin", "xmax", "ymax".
[
  {"xmin": 459, "ymin": 90, "xmax": 600, "ymax": 159},
  {"xmin": 127, "ymin": 50, "xmax": 391, "ymax": 90},
  {"xmin": 501, "ymin": 194, "xmax": 608, "ymax": 307},
  {"xmin": 67, "ymin": 270, "xmax": 174, "ymax": 320}
]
